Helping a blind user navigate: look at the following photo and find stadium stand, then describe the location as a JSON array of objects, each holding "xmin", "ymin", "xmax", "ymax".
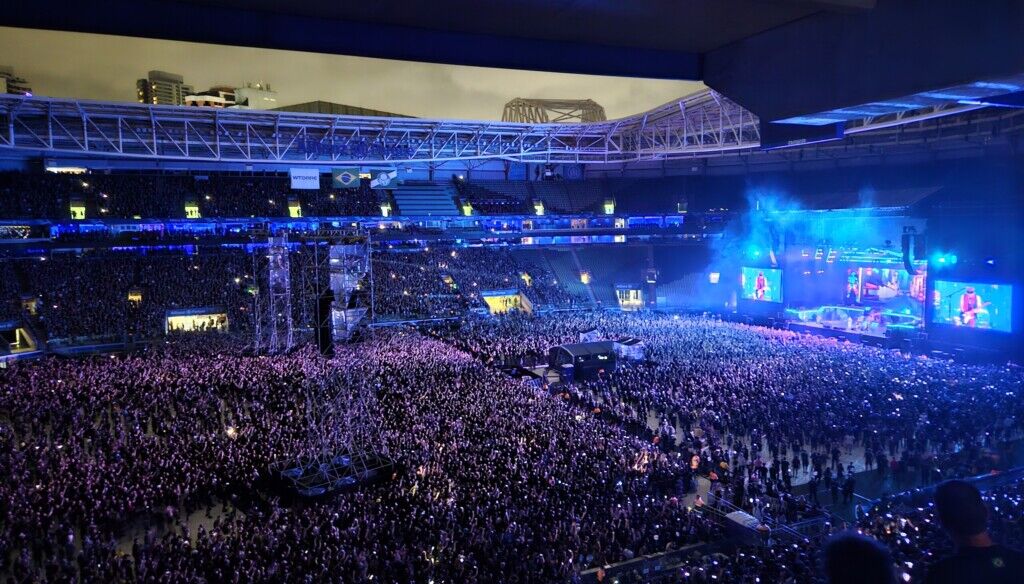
[{"xmin": 391, "ymin": 182, "xmax": 460, "ymax": 216}]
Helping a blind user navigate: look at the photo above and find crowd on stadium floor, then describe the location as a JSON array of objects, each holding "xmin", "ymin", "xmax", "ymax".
[
  {"xmin": 1, "ymin": 313, "xmax": 1022, "ymax": 582},
  {"xmin": 434, "ymin": 313, "xmax": 1023, "ymax": 522},
  {"xmin": 0, "ymin": 330, "xmax": 719, "ymax": 582}
]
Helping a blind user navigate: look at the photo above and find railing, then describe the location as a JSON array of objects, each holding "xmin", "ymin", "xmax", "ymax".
[{"xmin": 579, "ymin": 543, "xmax": 713, "ymax": 584}]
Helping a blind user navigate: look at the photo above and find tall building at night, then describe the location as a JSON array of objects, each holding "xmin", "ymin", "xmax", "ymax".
[{"xmin": 136, "ymin": 70, "xmax": 193, "ymax": 106}]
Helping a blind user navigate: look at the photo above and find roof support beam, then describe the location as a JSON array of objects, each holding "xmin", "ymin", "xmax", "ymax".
[{"xmin": 705, "ymin": 0, "xmax": 1024, "ymax": 122}]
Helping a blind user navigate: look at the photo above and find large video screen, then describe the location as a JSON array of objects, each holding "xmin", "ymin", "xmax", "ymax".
[
  {"xmin": 931, "ymin": 281, "xmax": 1013, "ymax": 332},
  {"xmin": 741, "ymin": 267, "xmax": 783, "ymax": 303},
  {"xmin": 846, "ymin": 267, "xmax": 927, "ymax": 319}
]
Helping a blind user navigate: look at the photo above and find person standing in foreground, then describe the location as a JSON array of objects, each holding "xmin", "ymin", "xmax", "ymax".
[
  {"xmin": 822, "ymin": 532, "xmax": 895, "ymax": 584},
  {"xmin": 925, "ymin": 480, "xmax": 1024, "ymax": 584}
]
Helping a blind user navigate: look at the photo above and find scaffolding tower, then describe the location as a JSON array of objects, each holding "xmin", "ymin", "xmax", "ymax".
[
  {"xmin": 297, "ymin": 227, "xmax": 374, "ymax": 344},
  {"xmin": 270, "ymin": 227, "xmax": 390, "ymax": 497},
  {"xmin": 329, "ymin": 237, "xmax": 371, "ymax": 341},
  {"xmin": 250, "ymin": 231, "xmax": 295, "ymax": 352},
  {"xmin": 270, "ymin": 366, "xmax": 394, "ymax": 497},
  {"xmin": 267, "ymin": 235, "xmax": 295, "ymax": 351}
]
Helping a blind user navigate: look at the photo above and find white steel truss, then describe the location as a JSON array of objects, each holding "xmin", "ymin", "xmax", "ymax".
[
  {"xmin": 0, "ymin": 90, "xmax": 988, "ymax": 166},
  {"xmin": 502, "ymin": 98, "xmax": 607, "ymax": 123}
]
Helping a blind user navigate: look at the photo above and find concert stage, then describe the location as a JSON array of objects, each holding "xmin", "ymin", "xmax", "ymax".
[
  {"xmin": 786, "ymin": 304, "xmax": 918, "ymax": 336},
  {"xmin": 787, "ymin": 321, "xmax": 902, "ymax": 349}
]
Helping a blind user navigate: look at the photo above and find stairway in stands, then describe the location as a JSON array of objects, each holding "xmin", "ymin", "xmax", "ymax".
[
  {"xmin": 392, "ymin": 182, "xmax": 460, "ymax": 216},
  {"xmin": 573, "ymin": 246, "xmax": 648, "ymax": 308},
  {"xmin": 545, "ymin": 249, "xmax": 597, "ymax": 308}
]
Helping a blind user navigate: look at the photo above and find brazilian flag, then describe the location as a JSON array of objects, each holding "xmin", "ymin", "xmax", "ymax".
[{"xmin": 332, "ymin": 167, "xmax": 360, "ymax": 188}]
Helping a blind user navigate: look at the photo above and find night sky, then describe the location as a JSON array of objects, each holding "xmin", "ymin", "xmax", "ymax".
[{"xmin": 0, "ymin": 26, "xmax": 703, "ymax": 120}]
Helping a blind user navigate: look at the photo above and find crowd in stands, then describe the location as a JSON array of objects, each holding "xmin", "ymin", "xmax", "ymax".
[
  {"xmin": 0, "ymin": 171, "xmax": 706, "ymax": 221},
  {"xmin": 0, "ymin": 172, "xmax": 381, "ymax": 220},
  {"xmin": 453, "ymin": 180, "xmax": 533, "ymax": 215},
  {"xmin": 0, "ymin": 262, "xmax": 21, "ymax": 322},
  {"xmin": 3, "ymin": 250, "xmax": 252, "ymax": 342},
  {"xmin": 859, "ymin": 478, "xmax": 1024, "ymax": 583},
  {"xmin": 371, "ymin": 244, "xmax": 587, "ymax": 320},
  {"xmin": 619, "ymin": 475, "xmax": 1024, "ymax": 583},
  {"xmin": 2, "ymin": 241, "xmax": 587, "ymax": 342}
]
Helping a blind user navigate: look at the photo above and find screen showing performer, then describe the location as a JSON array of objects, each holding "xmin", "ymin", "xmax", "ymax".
[
  {"xmin": 846, "ymin": 267, "xmax": 926, "ymax": 320},
  {"xmin": 931, "ymin": 281, "xmax": 1013, "ymax": 332},
  {"xmin": 741, "ymin": 267, "xmax": 783, "ymax": 303}
]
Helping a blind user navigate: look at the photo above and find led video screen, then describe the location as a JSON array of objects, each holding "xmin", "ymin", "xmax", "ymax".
[
  {"xmin": 846, "ymin": 267, "xmax": 927, "ymax": 319},
  {"xmin": 931, "ymin": 281, "xmax": 1013, "ymax": 332},
  {"xmin": 741, "ymin": 267, "xmax": 782, "ymax": 303}
]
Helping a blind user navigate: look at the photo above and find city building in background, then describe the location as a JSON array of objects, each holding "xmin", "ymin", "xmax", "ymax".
[
  {"xmin": 234, "ymin": 82, "xmax": 277, "ymax": 109},
  {"xmin": 0, "ymin": 66, "xmax": 32, "ymax": 95},
  {"xmin": 185, "ymin": 85, "xmax": 237, "ymax": 108},
  {"xmin": 184, "ymin": 82, "xmax": 276, "ymax": 109},
  {"xmin": 136, "ymin": 70, "xmax": 193, "ymax": 106}
]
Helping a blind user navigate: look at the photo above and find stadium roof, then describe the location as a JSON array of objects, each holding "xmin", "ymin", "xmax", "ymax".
[{"xmin": 3, "ymin": 0, "xmax": 1023, "ymax": 143}]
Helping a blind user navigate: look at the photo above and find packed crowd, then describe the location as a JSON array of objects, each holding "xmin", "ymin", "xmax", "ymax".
[
  {"xmin": 2, "ymin": 251, "xmax": 253, "ymax": 342},
  {"xmin": 0, "ymin": 261, "xmax": 21, "ymax": 322},
  {"xmin": 607, "ymin": 474, "xmax": 1024, "ymax": 583},
  {"xmin": 0, "ymin": 330, "xmax": 720, "ymax": 582},
  {"xmin": 434, "ymin": 313, "xmax": 1023, "ymax": 520},
  {"xmin": 371, "ymin": 244, "xmax": 586, "ymax": 320},
  {"xmin": 859, "ymin": 477, "xmax": 1024, "ymax": 582},
  {"xmin": 2, "ymin": 242, "xmax": 585, "ymax": 342},
  {"xmin": 1, "ymin": 300, "xmax": 1021, "ymax": 581},
  {"xmin": 0, "ymin": 172, "xmax": 382, "ymax": 220},
  {"xmin": 0, "ymin": 311, "xmax": 1019, "ymax": 577}
]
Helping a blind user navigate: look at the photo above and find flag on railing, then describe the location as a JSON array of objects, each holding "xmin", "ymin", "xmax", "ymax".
[{"xmin": 331, "ymin": 167, "xmax": 361, "ymax": 188}]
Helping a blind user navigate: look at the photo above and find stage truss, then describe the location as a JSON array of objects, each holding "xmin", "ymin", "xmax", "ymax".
[
  {"xmin": 296, "ymin": 227, "xmax": 375, "ymax": 341},
  {"xmin": 249, "ymin": 231, "xmax": 295, "ymax": 353},
  {"xmin": 270, "ymin": 366, "xmax": 394, "ymax": 497},
  {"xmin": 0, "ymin": 90, "xmax": 994, "ymax": 166}
]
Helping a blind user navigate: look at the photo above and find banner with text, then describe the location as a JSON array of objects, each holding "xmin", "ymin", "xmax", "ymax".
[{"xmin": 289, "ymin": 168, "xmax": 320, "ymax": 190}]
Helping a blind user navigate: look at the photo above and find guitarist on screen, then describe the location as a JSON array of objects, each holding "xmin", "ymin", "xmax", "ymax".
[
  {"xmin": 959, "ymin": 286, "xmax": 990, "ymax": 328},
  {"xmin": 755, "ymin": 271, "xmax": 769, "ymax": 301}
]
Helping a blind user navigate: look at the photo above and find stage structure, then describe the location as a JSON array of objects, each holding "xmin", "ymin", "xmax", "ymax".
[
  {"xmin": 270, "ymin": 368, "xmax": 394, "ymax": 497},
  {"xmin": 297, "ymin": 227, "xmax": 374, "ymax": 347},
  {"xmin": 329, "ymin": 239, "xmax": 371, "ymax": 340},
  {"xmin": 250, "ymin": 232, "xmax": 295, "ymax": 352},
  {"xmin": 266, "ymin": 227, "xmax": 388, "ymax": 497}
]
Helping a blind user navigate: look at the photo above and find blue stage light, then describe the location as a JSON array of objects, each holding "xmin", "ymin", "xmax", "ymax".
[{"xmin": 931, "ymin": 252, "xmax": 957, "ymax": 266}]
